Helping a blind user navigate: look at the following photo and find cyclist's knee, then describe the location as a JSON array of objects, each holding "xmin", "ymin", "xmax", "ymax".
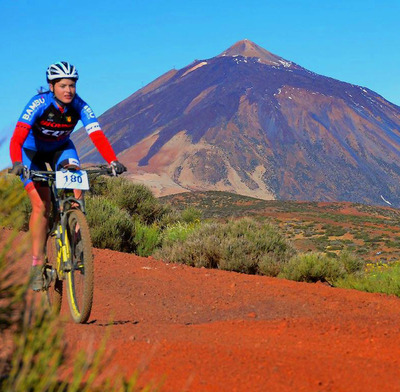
[
  {"xmin": 73, "ymin": 189, "xmax": 83, "ymax": 201},
  {"xmin": 27, "ymin": 185, "xmax": 51, "ymax": 217},
  {"xmin": 58, "ymin": 158, "xmax": 80, "ymax": 171},
  {"xmin": 31, "ymin": 198, "xmax": 50, "ymax": 217}
]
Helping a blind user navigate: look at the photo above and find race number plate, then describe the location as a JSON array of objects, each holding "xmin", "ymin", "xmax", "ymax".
[{"xmin": 55, "ymin": 170, "xmax": 89, "ymax": 190}]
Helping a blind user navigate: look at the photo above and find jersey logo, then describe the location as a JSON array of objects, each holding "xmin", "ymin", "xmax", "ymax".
[
  {"xmin": 22, "ymin": 98, "xmax": 45, "ymax": 121},
  {"xmin": 39, "ymin": 120, "xmax": 73, "ymax": 129},
  {"xmin": 66, "ymin": 116, "xmax": 72, "ymax": 122},
  {"xmin": 42, "ymin": 129, "xmax": 71, "ymax": 138},
  {"xmin": 83, "ymin": 105, "xmax": 95, "ymax": 120}
]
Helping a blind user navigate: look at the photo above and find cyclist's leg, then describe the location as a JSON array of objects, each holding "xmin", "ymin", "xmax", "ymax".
[
  {"xmin": 26, "ymin": 182, "xmax": 51, "ymax": 263},
  {"xmin": 22, "ymin": 149, "xmax": 51, "ymax": 289},
  {"xmin": 22, "ymin": 149, "xmax": 51, "ymax": 263},
  {"xmin": 54, "ymin": 140, "xmax": 82, "ymax": 201}
]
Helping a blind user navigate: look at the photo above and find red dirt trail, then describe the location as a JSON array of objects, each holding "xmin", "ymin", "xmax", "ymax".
[{"xmin": 58, "ymin": 248, "xmax": 400, "ymax": 392}]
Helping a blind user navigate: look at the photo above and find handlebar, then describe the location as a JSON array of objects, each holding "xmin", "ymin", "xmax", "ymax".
[{"xmin": 8, "ymin": 165, "xmax": 115, "ymax": 180}]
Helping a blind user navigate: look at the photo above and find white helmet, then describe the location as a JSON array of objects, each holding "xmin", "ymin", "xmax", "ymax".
[{"xmin": 46, "ymin": 61, "xmax": 79, "ymax": 82}]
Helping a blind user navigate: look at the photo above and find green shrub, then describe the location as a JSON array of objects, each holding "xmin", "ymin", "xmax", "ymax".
[
  {"xmin": 279, "ymin": 250, "xmax": 364, "ymax": 284},
  {"xmin": 86, "ymin": 196, "xmax": 134, "ymax": 252},
  {"xmin": 156, "ymin": 217, "xmax": 296, "ymax": 275},
  {"xmin": 336, "ymin": 263, "xmax": 400, "ymax": 296},
  {"xmin": 86, "ymin": 176, "xmax": 204, "ymax": 255},
  {"xmin": 339, "ymin": 250, "xmax": 365, "ymax": 274},
  {"xmin": 0, "ymin": 175, "xmax": 30, "ymax": 230},
  {"xmin": 156, "ymin": 209, "xmax": 183, "ymax": 228},
  {"xmin": 322, "ymin": 224, "xmax": 347, "ymax": 236},
  {"xmin": 4, "ymin": 298, "xmax": 67, "ymax": 391},
  {"xmin": 280, "ymin": 252, "xmax": 347, "ymax": 283},
  {"xmin": 161, "ymin": 221, "xmax": 199, "ymax": 247},
  {"xmin": 133, "ymin": 220, "xmax": 162, "ymax": 257},
  {"xmin": 258, "ymin": 253, "xmax": 285, "ymax": 277},
  {"xmin": 180, "ymin": 207, "xmax": 202, "ymax": 224},
  {"xmin": 0, "ymin": 176, "xmax": 27, "ymax": 333},
  {"xmin": 89, "ymin": 176, "xmax": 168, "ymax": 224},
  {"xmin": 158, "ymin": 230, "xmax": 222, "ymax": 269}
]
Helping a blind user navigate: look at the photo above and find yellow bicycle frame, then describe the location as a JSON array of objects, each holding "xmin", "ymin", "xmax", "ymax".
[{"xmin": 55, "ymin": 224, "xmax": 71, "ymax": 280}]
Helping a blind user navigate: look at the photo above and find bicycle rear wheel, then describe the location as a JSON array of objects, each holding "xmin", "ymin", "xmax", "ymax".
[
  {"xmin": 45, "ymin": 233, "xmax": 63, "ymax": 315},
  {"xmin": 65, "ymin": 209, "xmax": 94, "ymax": 323}
]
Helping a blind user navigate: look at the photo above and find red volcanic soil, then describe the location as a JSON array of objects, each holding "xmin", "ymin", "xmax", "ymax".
[{"xmin": 56, "ymin": 248, "xmax": 400, "ymax": 392}]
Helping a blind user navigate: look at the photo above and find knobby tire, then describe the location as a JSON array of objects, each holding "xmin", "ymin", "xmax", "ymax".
[{"xmin": 65, "ymin": 209, "xmax": 94, "ymax": 323}]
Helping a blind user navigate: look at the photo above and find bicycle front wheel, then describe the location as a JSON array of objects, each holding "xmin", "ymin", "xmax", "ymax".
[{"xmin": 65, "ymin": 209, "xmax": 94, "ymax": 323}]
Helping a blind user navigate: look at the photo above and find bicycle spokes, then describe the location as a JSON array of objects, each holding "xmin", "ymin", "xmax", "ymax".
[{"xmin": 65, "ymin": 210, "xmax": 94, "ymax": 323}]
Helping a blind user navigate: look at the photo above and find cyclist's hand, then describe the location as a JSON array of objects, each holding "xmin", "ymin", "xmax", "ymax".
[
  {"xmin": 110, "ymin": 160, "xmax": 127, "ymax": 175},
  {"xmin": 10, "ymin": 161, "xmax": 24, "ymax": 176}
]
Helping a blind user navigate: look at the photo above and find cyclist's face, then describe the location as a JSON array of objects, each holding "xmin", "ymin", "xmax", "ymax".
[{"xmin": 50, "ymin": 79, "xmax": 76, "ymax": 104}]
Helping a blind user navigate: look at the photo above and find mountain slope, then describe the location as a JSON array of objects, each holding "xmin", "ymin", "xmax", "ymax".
[{"xmin": 72, "ymin": 39, "xmax": 400, "ymax": 206}]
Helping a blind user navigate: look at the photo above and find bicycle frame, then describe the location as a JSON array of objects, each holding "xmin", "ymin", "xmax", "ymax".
[{"xmin": 28, "ymin": 170, "xmax": 81, "ymax": 284}]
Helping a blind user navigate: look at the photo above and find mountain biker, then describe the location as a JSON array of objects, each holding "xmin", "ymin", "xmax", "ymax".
[{"xmin": 9, "ymin": 61, "xmax": 127, "ymax": 291}]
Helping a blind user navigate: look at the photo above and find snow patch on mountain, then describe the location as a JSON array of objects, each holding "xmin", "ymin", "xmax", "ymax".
[{"xmin": 182, "ymin": 61, "xmax": 208, "ymax": 77}]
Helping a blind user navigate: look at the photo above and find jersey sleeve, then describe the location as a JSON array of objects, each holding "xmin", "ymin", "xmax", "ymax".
[
  {"xmin": 75, "ymin": 96, "xmax": 117, "ymax": 163},
  {"xmin": 9, "ymin": 122, "xmax": 31, "ymax": 163},
  {"xmin": 9, "ymin": 95, "xmax": 47, "ymax": 163}
]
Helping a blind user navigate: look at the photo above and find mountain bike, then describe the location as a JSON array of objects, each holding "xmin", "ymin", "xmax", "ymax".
[{"xmin": 25, "ymin": 166, "xmax": 113, "ymax": 323}]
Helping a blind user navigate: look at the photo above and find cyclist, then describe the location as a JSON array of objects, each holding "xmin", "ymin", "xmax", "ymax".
[{"xmin": 9, "ymin": 61, "xmax": 127, "ymax": 291}]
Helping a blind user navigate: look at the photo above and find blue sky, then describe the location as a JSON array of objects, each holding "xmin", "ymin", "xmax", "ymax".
[{"xmin": 1, "ymin": 0, "xmax": 399, "ymax": 169}]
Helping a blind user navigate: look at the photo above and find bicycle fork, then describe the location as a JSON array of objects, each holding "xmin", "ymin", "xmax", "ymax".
[{"xmin": 56, "ymin": 219, "xmax": 72, "ymax": 276}]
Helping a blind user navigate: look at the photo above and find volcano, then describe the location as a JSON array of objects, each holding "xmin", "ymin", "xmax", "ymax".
[{"xmin": 72, "ymin": 39, "xmax": 400, "ymax": 206}]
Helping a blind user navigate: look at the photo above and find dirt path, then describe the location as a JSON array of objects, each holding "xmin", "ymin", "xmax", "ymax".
[{"xmin": 59, "ymin": 248, "xmax": 400, "ymax": 392}]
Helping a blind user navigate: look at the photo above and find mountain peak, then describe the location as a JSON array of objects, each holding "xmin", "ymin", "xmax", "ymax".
[
  {"xmin": 220, "ymin": 39, "xmax": 269, "ymax": 57},
  {"xmin": 218, "ymin": 39, "xmax": 294, "ymax": 67}
]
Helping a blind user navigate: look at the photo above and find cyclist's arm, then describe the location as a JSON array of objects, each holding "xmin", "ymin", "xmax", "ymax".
[
  {"xmin": 88, "ymin": 128, "xmax": 117, "ymax": 163},
  {"xmin": 9, "ymin": 95, "xmax": 46, "ymax": 163},
  {"xmin": 77, "ymin": 98, "xmax": 117, "ymax": 164},
  {"xmin": 10, "ymin": 122, "xmax": 31, "ymax": 163}
]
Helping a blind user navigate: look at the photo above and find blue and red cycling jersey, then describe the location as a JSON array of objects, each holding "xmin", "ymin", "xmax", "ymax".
[{"xmin": 10, "ymin": 91, "xmax": 117, "ymax": 165}]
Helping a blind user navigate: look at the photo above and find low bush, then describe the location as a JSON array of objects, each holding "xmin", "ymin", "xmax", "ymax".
[
  {"xmin": 132, "ymin": 220, "xmax": 162, "ymax": 257},
  {"xmin": 280, "ymin": 252, "xmax": 346, "ymax": 283},
  {"xmin": 279, "ymin": 250, "xmax": 365, "ymax": 284},
  {"xmin": 85, "ymin": 193, "xmax": 200, "ymax": 255},
  {"xmin": 161, "ymin": 221, "xmax": 199, "ymax": 248},
  {"xmin": 86, "ymin": 196, "xmax": 134, "ymax": 252},
  {"xmin": 89, "ymin": 176, "xmax": 169, "ymax": 224},
  {"xmin": 180, "ymin": 207, "xmax": 202, "ymax": 224},
  {"xmin": 155, "ymin": 217, "xmax": 296, "ymax": 275},
  {"xmin": 339, "ymin": 250, "xmax": 365, "ymax": 274},
  {"xmin": 336, "ymin": 262, "xmax": 400, "ymax": 296},
  {"xmin": 258, "ymin": 253, "xmax": 286, "ymax": 277},
  {"xmin": 0, "ymin": 175, "xmax": 30, "ymax": 230}
]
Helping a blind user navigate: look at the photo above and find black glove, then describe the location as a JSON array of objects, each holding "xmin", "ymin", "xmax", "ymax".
[
  {"xmin": 10, "ymin": 161, "xmax": 24, "ymax": 176},
  {"xmin": 110, "ymin": 160, "xmax": 127, "ymax": 175}
]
